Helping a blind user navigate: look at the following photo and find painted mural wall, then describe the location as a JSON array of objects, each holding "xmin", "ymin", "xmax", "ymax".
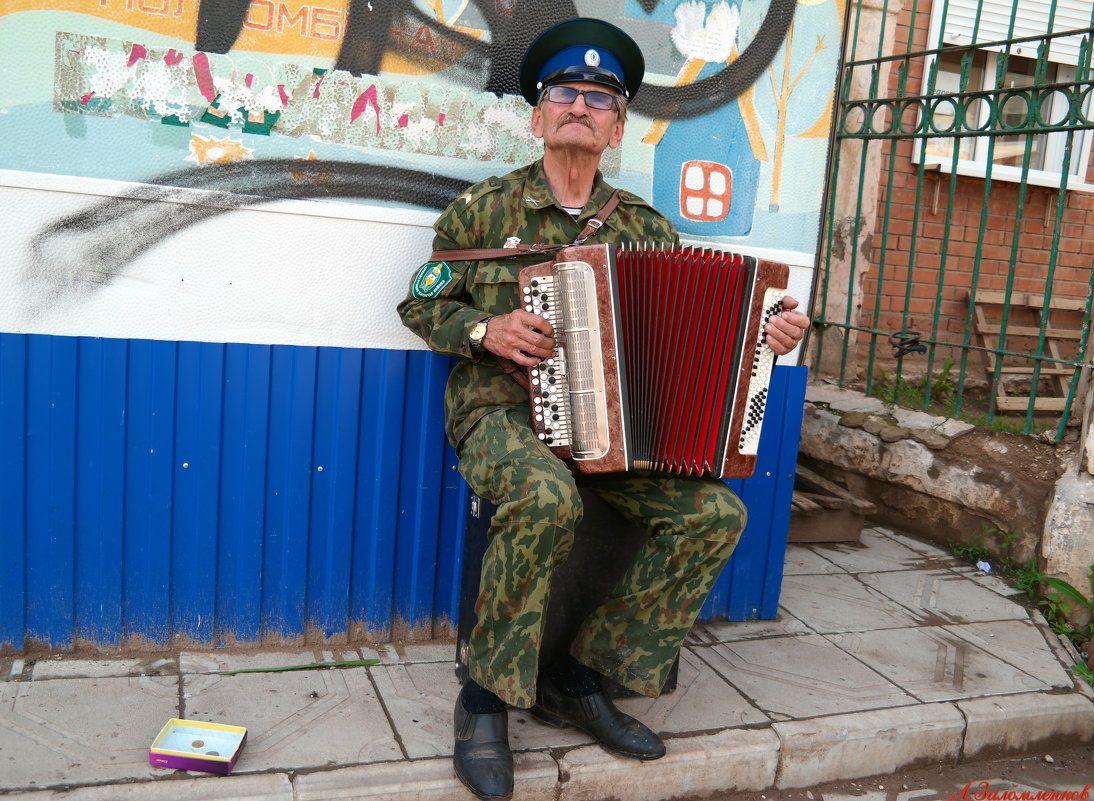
[
  {"xmin": 1, "ymin": 0, "xmax": 843, "ymax": 349},
  {"xmin": 0, "ymin": 0, "xmax": 841, "ymax": 650}
]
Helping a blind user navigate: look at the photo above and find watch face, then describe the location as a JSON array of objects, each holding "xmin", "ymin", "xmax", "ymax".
[{"xmin": 470, "ymin": 322, "xmax": 487, "ymax": 343}]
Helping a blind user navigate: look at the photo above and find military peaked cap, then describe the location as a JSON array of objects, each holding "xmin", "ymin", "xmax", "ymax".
[{"xmin": 518, "ymin": 17, "xmax": 645, "ymax": 105}]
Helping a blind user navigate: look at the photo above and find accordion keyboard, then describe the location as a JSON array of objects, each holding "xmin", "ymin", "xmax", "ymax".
[
  {"xmin": 523, "ymin": 274, "xmax": 572, "ymax": 449},
  {"xmin": 738, "ymin": 289, "xmax": 785, "ymax": 455},
  {"xmin": 523, "ymin": 262, "xmax": 611, "ymax": 458}
]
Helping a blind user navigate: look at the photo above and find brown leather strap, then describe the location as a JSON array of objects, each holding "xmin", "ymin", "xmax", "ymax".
[
  {"xmin": 573, "ymin": 189, "xmax": 621, "ymax": 245},
  {"xmin": 429, "ymin": 189, "xmax": 622, "ymax": 262},
  {"xmin": 429, "ymin": 243, "xmax": 547, "ymax": 261}
]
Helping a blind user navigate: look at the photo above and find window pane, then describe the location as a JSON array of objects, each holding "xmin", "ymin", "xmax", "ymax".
[
  {"xmin": 923, "ymin": 50, "xmax": 982, "ymax": 162},
  {"xmin": 993, "ymin": 54, "xmax": 1049, "ymax": 171}
]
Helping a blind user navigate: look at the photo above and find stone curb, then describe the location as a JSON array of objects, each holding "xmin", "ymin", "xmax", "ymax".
[
  {"xmin": 959, "ymin": 692, "xmax": 1094, "ymax": 760},
  {"xmin": 293, "ymin": 753, "xmax": 557, "ymax": 801},
  {"xmin": 4, "ymin": 690, "xmax": 1092, "ymax": 800},
  {"xmin": 0, "ymin": 773, "xmax": 293, "ymax": 801},
  {"xmin": 558, "ymin": 728, "xmax": 780, "ymax": 801},
  {"xmin": 772, "ymin": 702, "xmax": 967, "ymax": 789}
]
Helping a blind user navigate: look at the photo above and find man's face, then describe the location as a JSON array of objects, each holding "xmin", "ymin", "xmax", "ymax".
[{"xmin": 530, "ymin": 81, "xmax": 625, "ymax": 157}]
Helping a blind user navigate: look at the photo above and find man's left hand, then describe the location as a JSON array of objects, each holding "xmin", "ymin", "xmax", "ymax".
[{"xmin": 765, "ymin": 296, "xmax": 810, "ymax": 357}]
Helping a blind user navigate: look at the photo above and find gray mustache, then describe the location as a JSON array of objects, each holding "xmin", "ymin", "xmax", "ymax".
[{"xmin": 558, "ymin": 115, "xmax": 594, "ymax": 129}]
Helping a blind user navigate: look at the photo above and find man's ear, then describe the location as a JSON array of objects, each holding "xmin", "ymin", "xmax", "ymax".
[
  {"xmin": 607, "ymin": 118, "xmax": 625, "ymax": 149},
  {"xmin": 531, "ymin": 106, "xmax": 544, "ymax": 140}
]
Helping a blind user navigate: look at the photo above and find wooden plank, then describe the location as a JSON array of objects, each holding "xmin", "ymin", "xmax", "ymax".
[
  {"xmin": 994, "ymin": 396, "xmax": 1068, "ymax": 411},
  {"xmin": 794, "ymin": 465, "xmax": 877, "ymax": 515},
  {"xmin": 972, "ymin": 290, "xmax": 1087, "ymax": 312},
  {"xmin": 995, "ymin": 367, "xmax": 1077, "ymax": 376},
  {"xmin": 970, "ymin": 323, "xmax": 1083, "ymax": 341}
]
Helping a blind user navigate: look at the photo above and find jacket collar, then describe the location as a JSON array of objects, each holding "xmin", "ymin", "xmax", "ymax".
[{"xmin": 520, "ymin": 159, "xmax": 618, "ymax": 227}]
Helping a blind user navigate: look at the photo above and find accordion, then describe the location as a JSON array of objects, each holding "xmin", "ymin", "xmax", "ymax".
[{"xmin": 517, "ymin": 243, "xmax": 788, "ymax": 479}]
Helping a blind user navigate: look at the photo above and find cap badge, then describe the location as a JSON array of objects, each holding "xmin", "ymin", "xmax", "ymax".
[{"xmin": 584, "ymin": 49, "xmax": 600, "ymax": 67}]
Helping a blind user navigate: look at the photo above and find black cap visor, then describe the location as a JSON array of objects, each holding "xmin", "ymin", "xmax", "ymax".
[{"xmin": 538, "ymin": 66, "xmax": 626, "ymax": 99}]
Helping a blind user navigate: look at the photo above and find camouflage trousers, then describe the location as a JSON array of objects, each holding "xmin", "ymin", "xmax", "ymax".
[{"xmin": 457, "ymin": 407, "xmax": 747, "ymax": 709}]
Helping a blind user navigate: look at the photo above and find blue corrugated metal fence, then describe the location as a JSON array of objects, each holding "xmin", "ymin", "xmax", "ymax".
[{"xmin": 0, "ymin": 332, "xmax": 806, "ymax": 652}]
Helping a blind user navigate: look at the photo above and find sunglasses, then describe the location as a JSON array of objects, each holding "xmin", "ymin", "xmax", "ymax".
[{"xmin": 542, "ymin": 85, "xmax": 618, "ymax": 111}]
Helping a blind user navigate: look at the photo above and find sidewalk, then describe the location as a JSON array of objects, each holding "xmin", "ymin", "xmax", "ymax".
[{"xmin": 2, "ymin": 527, "xmax": 1092, "ymax": 801}]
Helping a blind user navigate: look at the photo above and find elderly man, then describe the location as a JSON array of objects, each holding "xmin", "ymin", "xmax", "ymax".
[{"xmin": 397, "ymin": 18, "xmax": 810, "ymax": 801}]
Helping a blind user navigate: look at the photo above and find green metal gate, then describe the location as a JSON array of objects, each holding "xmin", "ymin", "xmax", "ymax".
[{"xmin": 813, "ymin": 0, "xmax": 1094, "ymax": 438}]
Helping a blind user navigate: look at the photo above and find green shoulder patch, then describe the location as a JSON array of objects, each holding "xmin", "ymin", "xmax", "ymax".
[{"xmin": 411, "ymin": 261, "xmax": 453, "ymax": 299}]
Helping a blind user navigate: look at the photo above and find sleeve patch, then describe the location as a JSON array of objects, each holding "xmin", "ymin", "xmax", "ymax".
[{"xmin": 411, "ymin": 261, "xmax": 453, "ymax": 298}]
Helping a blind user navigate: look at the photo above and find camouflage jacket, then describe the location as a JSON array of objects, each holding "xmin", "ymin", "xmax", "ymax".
[{"xmin": 397, "ymin": 158, "xmax": 679, "ymax": 447}]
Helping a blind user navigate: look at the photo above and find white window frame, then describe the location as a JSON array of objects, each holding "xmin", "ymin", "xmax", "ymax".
[{"xmin": 913, "ymin": 0, "xmax": 1094, "ymax": 193}]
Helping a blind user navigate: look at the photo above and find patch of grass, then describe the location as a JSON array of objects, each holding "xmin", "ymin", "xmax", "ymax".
[
  {"xmin": 871, "ymin": 357, "xmax": 957, "ymax": 412},
  {"xmin": 868, "ymin": 361, "xmax": 1057, "ymax": 436}
]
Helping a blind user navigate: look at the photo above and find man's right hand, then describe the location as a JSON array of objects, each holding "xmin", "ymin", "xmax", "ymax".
[{"xmin": 482, "ymin": 310, "xmax": 555, "ymax": 366}]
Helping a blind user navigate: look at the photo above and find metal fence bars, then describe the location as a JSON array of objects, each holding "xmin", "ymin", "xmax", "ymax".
[{"xmin": 815, "ymin": 0, "xmax": 1094, "ymax": 438}]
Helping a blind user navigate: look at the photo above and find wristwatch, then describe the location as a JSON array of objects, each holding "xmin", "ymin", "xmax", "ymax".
[{"xmin": 468, "ymin": 316, "xmax": 492, "ymax": 350}]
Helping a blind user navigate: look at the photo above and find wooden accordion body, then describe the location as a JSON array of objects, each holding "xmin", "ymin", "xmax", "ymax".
[{"xmin": 517, "ymin": 243, "xmax": 789, "ymax": 479}]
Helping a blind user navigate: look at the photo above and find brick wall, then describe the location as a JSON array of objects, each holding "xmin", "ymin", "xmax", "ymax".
[{"xmin": 852, "ymin": 0, "xmax": 1094, "ymax": 384}]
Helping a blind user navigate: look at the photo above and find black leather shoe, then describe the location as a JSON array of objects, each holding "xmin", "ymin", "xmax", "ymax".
[
  {"xmin": 453, "ymin": 693, "xmax": 513, "ymax": 801},
  {"xmin": 530, "ymin": 673, "xmax": 666, "ymax": 760}
]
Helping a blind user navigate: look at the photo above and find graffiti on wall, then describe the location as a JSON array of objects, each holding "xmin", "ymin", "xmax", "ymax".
[{"xmin": 1, "ymin": 0, "xmax": 844, "ymax": 347}]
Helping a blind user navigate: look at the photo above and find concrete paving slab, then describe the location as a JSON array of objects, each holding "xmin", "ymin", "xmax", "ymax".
[
  {"xmin": 783, "ymin": 545, "xmax": 849, "ymax": 575},
  {"xmin": 559, "ymin": 728, "xmax": 781, "ymax": 801},
  {"xmin": 181, "ymin": 666, "xmax": 401, "ymax": 771},
  {"xmin": 951, "ymin": 565, "xmax": 1030, "ymax": 597},
  {"xmin": 292, "ymin": 753, "xmax": 559, "ymax": 801},
  {"xmin": 859, "ymin": 569, "xmax": 1029, "ymax": 624},
  {"xmin": 699, "ymin": 634, "xmax": 916, "ymax": 719},
  {"xmin": 825, "ymin": 627, "xmax": 1052, "ymax": 702},
  {"xmin": 810, "ymin": 529, "xmax": 931, "ymax": 573},
  {"xmin": 0, "ymin": 675, "xmax": 179, "ymax": 790},
  {"xmin": 1, "ymin": 773, "xmax": 293, "ymax": 801},
  {"xmin": 179, "ymin": 650, "xmax": 365, "ymax": 675},
  {"xmin": 804, "ymin": 382, "xmax": 857, "ymax": 406},
  {"xmin": 943, "ymin": 619, "xmax": 1075, "ymax": 689},
  {"xmin": 959, "ymin": 692, "xmax": 1094, "ymax": 759},
  {"xmin": 697, "ymin": 611, "xmax": 811, "ymax": 642},
  {"xmin": 3, "ymin": 658, "xmax": 26, "ymax": 681},
  {"xmin": 779, "ymin": 573, "xmax": 925, "ymax": 633},
  {"xmin": 877, "ymin": 528, "xmax": 964, "ymax": 564},
  {"xmin": 826, "ymin": 394, "xmax": 887, "ymax": 414},
  {"xmin": 31, "ymin": 657, "xmax": 176, "ymax": 680},
  {"xmin": 773, "ymin": 702, "xmax": 966, "ymax": 788},
  {"xmin": 371, "ymin": 660, "xmax": 593, "ymax": 756},
  {"xmin": 612, "ymin": 647, "xmax": 769, "ymax": 731},
  {"xmin": 373, "ymin": 642, "xmax": 455, "ymax": 665}
]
